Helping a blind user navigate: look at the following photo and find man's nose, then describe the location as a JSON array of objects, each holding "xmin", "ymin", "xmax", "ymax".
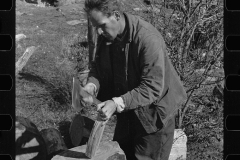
[{"xmin": 97, "ymin": 28, "xmax": 103, "ymax": 35}]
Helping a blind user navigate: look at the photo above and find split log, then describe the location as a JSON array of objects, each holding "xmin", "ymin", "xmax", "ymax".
[
  {"xmin": 85, "ymin": 120, "xmax": 108, "ymax": 158},
  {"xmin": 16, "ymin": 46, "xmax": 38, "ymax": 74},
  {"xmin": 52, "ymin": 141, "xmax": 126, "ymax": 160},
  {"xmin": 16, "ymin": 116, "xmax": 47, "ymax": 160}
]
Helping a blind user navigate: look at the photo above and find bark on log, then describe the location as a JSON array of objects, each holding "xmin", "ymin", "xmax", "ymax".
[
  {"xmin": 16, "ymin": 116, "xmax": 47, "ymax": 160},
  {"xmin": 52, "ymin": 141, "xmax": 126, "ymax": 160}
]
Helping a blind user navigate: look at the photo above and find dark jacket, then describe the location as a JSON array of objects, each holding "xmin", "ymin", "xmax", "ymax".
[{"xmin": 87, "ymin": 13, "xmax": 187, "ymax": 133}]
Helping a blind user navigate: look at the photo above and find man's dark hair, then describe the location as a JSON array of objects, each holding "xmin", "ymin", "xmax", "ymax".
[{"xmin": 84, "ymin": 0, "xmax": 122, "ymax": 17}]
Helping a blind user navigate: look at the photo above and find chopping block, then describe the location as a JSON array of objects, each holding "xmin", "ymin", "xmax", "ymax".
[{"xmin": 51, "ymin": 141, "xmax": 126, "ymax": 160}]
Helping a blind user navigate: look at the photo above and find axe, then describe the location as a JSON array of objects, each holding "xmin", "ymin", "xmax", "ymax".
[
  {"xmin": 72, "ymin": 77, "xmax": 101, "ymax": 111},
  {"xmin": 71, "ymin": 77, "xmax": 108, "ymax": 158}
]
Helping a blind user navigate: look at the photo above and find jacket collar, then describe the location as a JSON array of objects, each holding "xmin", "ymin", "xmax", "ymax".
[
  {"xmin": 123, "ymin": 12, "xmax": 133, "ymax": 43},
  {"xmin": 111, "ymin": 13, "xmax": 130, "ymax": 44}
]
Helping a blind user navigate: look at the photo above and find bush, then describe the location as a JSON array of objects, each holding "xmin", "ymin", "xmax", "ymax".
[{"xmin": 121, "ymin": 0, "xmax": 223, "ymax": 159}]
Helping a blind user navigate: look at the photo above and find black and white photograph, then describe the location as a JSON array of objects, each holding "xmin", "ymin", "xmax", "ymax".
[{"xmin": 15, "ymin": 0, "xmax": 224, "ymax": 159}]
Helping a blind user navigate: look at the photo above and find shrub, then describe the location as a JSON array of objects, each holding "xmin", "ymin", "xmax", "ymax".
[{"xmin": 121, "ymin": 0, "xmax": 223, "ymax": 159}]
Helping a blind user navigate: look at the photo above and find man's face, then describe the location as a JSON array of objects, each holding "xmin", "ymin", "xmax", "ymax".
[{"xmin": 88, "ymin": 10, "xmax": 120, "ymax": 42}]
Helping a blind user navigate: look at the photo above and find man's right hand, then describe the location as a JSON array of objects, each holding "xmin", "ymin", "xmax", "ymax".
[{"xmin": 81, "ymin": 83, "xmax": 97, "ymax": 105}]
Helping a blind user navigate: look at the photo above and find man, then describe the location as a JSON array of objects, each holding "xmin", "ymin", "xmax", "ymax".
[{"xmin": 82, "ymin": 0, "xmax": 187, "ymax": 159}]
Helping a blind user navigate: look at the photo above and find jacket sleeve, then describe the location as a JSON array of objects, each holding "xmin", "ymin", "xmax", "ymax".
[{"xmin": 121, "ymin": 34, "xmax": 166, "ymax": 110}]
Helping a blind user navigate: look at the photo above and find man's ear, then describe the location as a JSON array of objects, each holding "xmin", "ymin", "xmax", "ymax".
[{"xmin": 113, "ymin": 11, "xmax": 121, "ymax": 21}]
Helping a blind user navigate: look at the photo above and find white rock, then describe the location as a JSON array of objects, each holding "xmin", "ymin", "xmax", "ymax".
[
  {"xmin": 169, "ymin": 129, "xmax": 187, "ymax": 160},
  {"xmin": 67, "ymin": 19, "xmax": 87, "ymax": 25},
  {"xmin": 16, "ymin": 34, "xmax": 26, "ymax": 42},
  {"xmin": 133, "ymin": 8, "xmax": 143, "ymax": 11}
]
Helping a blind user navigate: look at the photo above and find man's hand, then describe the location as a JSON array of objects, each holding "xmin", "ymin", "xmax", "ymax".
[
  {"xmin": 83, "ymin": 83, "xmax": 96, "ymax": 96},
  {"xmin": 81, "ymin": 83, "xmax": 96, "ymax": 105},
  {"xmin": 97, "ymin": 100, "xmax": 117, "ymax": 121}
]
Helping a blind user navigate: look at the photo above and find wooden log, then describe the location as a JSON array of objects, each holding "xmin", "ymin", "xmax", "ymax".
[
  {"xmin": 85, "ymin": 120, "xmax": 108, "ymax": 158},
  {"xmin": 16, "ymin": 116, "xmax": 47, "ymax": 160},
  {"xmin": 52, "ymin": 141, "xmax": 126, "ymax": 160},
  {"xmin": 16, "ymin": 46, "xmax": 38, "ymax": 74},
  {"xmin": 40, "ymin": 128, "xmax": 68, "ymax": 156}
]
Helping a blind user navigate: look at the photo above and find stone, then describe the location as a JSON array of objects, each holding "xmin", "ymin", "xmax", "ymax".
[
  {"xmin": 66, "ymin": 19, "xmax": 87, "ymax": 26},
  {"xmin": 16, "ymin": 34, "xmax": 26, "ymax": 42},
  {"xmin": 52, "ymin": 141, "xmax": 126, "ymax": 160},
  {"xmin": 16, "ymin": 46, "xmax": 38, "ymax": 74},
  {"xmin": 16, "ymin": 116, "xmax": 47, "ymax": 160},
  {"xmin": 133, "ymin": 8, "xmax": 143, "ymax": 11},
  {"xmin": 40, "ymin": 128, "xmax": 68, "ymax": 155},
  {"xmin": 169, "ymin": 129, "xmax": 187, "ymax": 160}
]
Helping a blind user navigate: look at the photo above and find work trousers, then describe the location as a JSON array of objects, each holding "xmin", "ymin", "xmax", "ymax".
[{"xmin": 113, "ymin": 110, "xmax": 175, "ymax": 160}]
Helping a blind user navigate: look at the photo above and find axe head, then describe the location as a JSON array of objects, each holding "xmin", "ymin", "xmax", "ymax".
[{"xmin": 72, "ymin": 77, "xmax": 84, "ymax": 112}]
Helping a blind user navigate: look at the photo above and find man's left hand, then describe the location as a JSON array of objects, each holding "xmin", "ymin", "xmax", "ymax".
[{"xmin": 97, "ymin": 100, "xmax": 117, "ymax": 121}]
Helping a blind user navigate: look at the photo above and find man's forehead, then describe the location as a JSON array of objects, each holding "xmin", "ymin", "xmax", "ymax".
[{"xmin": 89, "ymin": 10, "xmax": 108, "ymax": 26}]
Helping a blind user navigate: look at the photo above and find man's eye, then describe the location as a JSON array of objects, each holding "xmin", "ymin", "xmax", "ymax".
[{"xmin": 100, "ymin": 24, "xmax": 106, "ymax": 28}]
